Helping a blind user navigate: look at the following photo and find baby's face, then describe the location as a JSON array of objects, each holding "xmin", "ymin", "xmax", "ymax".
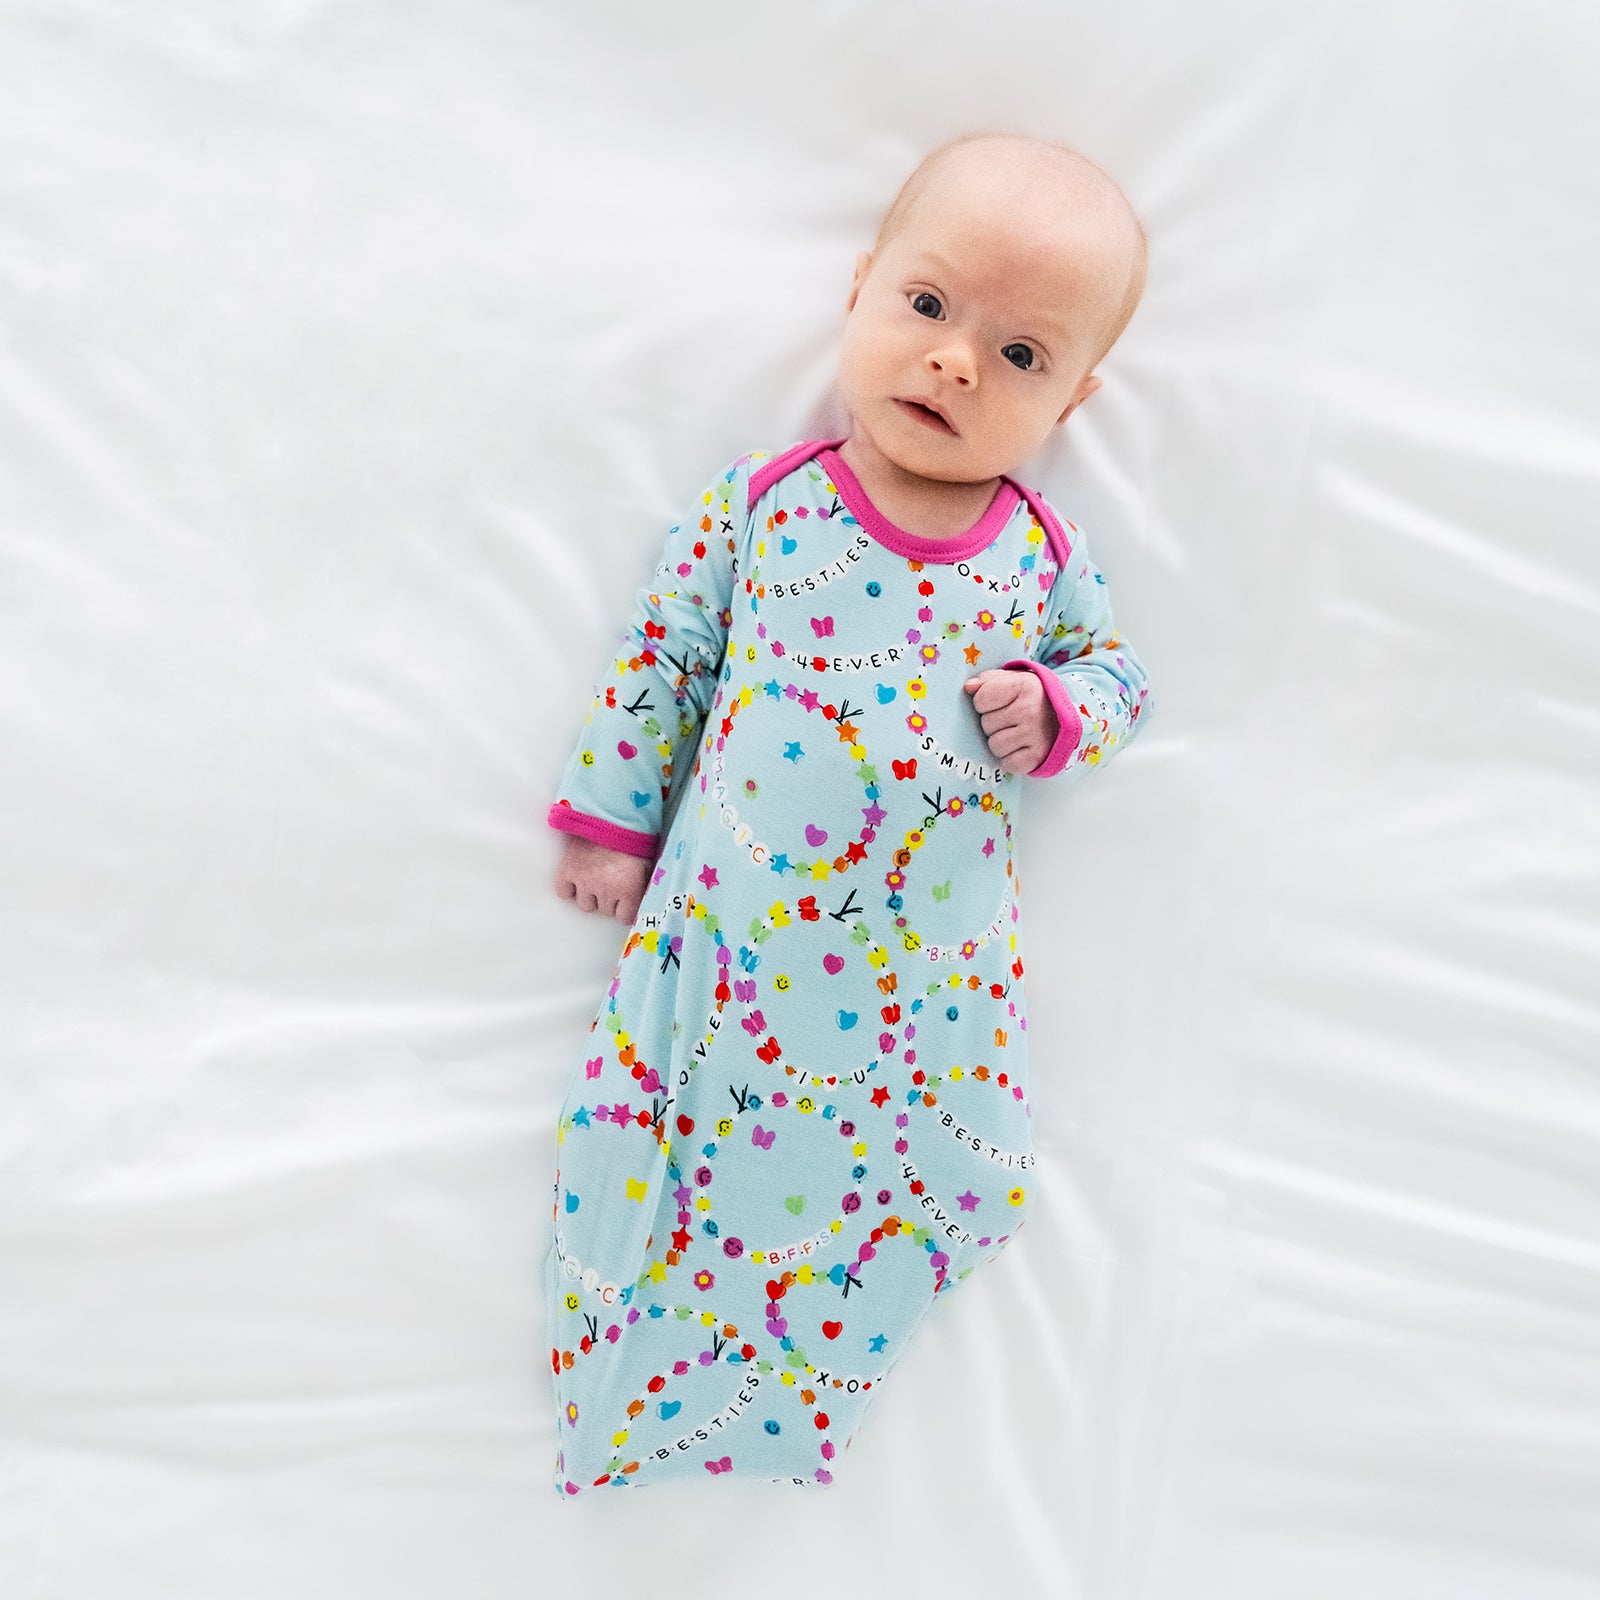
[{"xmin": 838, "ymin": 159, "xmax": 1132, "ymax": 486}]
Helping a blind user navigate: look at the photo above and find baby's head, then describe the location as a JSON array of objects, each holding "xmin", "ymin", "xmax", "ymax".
[{"xmin": 838, "ymin": 132, "xmax": 1146, "ymax": 486}]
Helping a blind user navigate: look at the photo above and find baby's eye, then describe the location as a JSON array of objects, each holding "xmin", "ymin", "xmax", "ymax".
[
  {"xmin": 910, "ymin": 291, "xmax": 943, "ymax": 319},
  {"xmin": 1002, "ymin": 343, "xmax": 1036, "ymax": 371}
]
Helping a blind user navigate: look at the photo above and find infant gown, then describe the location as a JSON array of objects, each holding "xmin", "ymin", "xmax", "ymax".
[{"xmin": 543, "ymin": 436, "xmax": 1153, "ymax": 1495}]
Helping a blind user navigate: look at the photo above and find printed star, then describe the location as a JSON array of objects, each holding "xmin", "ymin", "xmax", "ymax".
[
  {"xmin": 869, "ymin": 1333, "xmax": 888, "ymax": 1353},
  {"xmin": 982, "ymin": 837, "xmax": 995, "ymax": 857},
  {"xmin": 572, "ymin": 1106, "xmax": 591, "ymax": 1127},
  {"xmin": 862, "ymin": 802, "xmax": 886, "ymax": 826},
  {"xmin": 836, "ymin": 719, "xmax": 860, "ymax": 743},
  {"xmin": 783, "ymin": 742, "xmax": 804, "ymax": 762},
  {"xmin": 764, "ymin": 678, "xmax": 783, "ymax": 698},
  {"xmin": 870, "ymin": 1085, "xmax": 891, "ymax": 1107},
  {"xmin": 674, "ymin": 1184, "xmax": 692, "ymax": 1203},
  {"xmin": 649, "ymin": 1261, "xmax": 668, "ymax": 1282},
  {"xmin": 671, "ymin": 1227, "xmax": 693, "ymax": 1251},
  {"xmin": 957, "ymin": 1190, "xmax": 981, "ymax": 1212},
  {"xmin": 860, "ymin": 764, "xmax": 878, "ymax": 786},
  {"xmin": 698, "ymin": 864, "xmax": 719, "ymax": 890},
  {"xmin": 798, "ymin": 688, "xmax": 820, "ymax": 712},
  {"xmin": 769, "ymin": 852, "xmax": 791, "ymax": 874},
  {"xmin": 964, "ymin": 643, "xmax": 982, "ymax": 665},
  {"xmin": 611, "ymin": 1102, "xmax": 632, "ymax": 1124}
]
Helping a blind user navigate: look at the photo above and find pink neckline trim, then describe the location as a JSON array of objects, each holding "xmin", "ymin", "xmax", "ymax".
[{"xmin": 817, "ymin": 444, "xmax": 1020, "ymax": 565}]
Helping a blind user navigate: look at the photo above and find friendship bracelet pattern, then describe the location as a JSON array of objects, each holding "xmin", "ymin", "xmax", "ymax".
[{"xmin": 550, "ymin": 456, "xmax": 1061, "ymax": 1494}]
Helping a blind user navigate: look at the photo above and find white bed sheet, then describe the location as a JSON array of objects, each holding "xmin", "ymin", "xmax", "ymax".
[{"xmin": 3, "ymin": 2, "xmax": 1598, "ymax": 1596}]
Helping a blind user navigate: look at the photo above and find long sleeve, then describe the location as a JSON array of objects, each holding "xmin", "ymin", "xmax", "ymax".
[
  {"xmin": 999, "ymin": 523, "xmax": 1154, "ymax": 782},
  {"xmin": 546, "ymin": 451, "xmax": 758, "ymax": 860}
]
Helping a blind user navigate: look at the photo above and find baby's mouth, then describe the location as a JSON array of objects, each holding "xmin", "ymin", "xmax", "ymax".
[{"xmin": 894, "ymin": 398, "xmax": 956, "ymax": 434}]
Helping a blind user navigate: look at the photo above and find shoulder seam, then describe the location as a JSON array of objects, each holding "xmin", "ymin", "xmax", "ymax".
[
  {"xmin": 1003, "ymin": 475, "xmax": 1076, "ymax": 569},
  {"xmin": 746, "ymin": 438, "xmax": 839, "ymax": 512}
]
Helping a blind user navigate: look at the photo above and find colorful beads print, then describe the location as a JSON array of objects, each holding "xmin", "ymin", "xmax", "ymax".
[{"xmin": 544, "ymin": 437, "xmax": 1152, "ymax": 1494}]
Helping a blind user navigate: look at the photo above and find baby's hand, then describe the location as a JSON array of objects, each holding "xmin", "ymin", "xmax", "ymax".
[
  {"xmin": 553, "ymin": 833, "xmax": 653, "ymax": 924},
  {"xmin": 963, "ymin": 669, "xmax": 1059, "ymax": 776}
]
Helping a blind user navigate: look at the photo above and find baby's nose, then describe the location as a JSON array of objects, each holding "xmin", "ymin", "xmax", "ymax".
[{"xmin": 926, "ymin": 344, "xmax": 975, "ymax": 385}]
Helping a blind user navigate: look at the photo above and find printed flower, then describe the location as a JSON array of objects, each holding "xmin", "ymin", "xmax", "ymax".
[
  {"xmin": 1008, "ymin": 1186, "xmax": 1026, "ymax": 1207},
  {"xmin": 886, "ymin": 869, "xmax": 905, "ymax": 890},
  {"xmin": 975, "ymin": 609, "xmax": 996, "ymax": 630},
  {"xmin": 961, "ymin": 940, "xmax": 977, "ymax": 959},
  {"xmin": 907, "ymin": 678, "xmax": 927, "ymax": 700},
  {"xmin": 907, "ymin": 711, "xmax": 927, "ymax": 733},
  {"xmin": 947, "ymin": 797, "xmax": 965, "ymax": 816},
  {"xmin": 565, "ymin": 1401, "xmax": 579, "ymax": 1427},
  {"xmin": 693, "ymin": 1268, "xmax": 715, "ymax": 1292},
  {"xmin": 919, "ymin": 644, "xmax": 940, "ymax": 664}
]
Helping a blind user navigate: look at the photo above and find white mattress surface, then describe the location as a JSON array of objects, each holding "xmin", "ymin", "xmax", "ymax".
[{"xmin": 3, "ymin": 3, "xmax": 1598, "ymax": 1596}]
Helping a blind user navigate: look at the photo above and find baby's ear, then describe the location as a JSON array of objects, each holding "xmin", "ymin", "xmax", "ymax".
[
  {"xmin": 846, "ymin": 250, "xmax": 873, "ymax": 312},
  {"xmin": 1056, "ymin": 372, "xmax": 1103, "ymax": 426}
]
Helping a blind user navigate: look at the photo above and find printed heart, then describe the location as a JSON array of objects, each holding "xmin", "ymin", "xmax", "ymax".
[
  {"xmin": 875, "ymin": 684, "xmax": 896, "ymax": 703},
  {"xmin": 822, "ymin": 1321, "xmax": 843, "ymax": 1339},
  {"xmin": 564, "ymin": 1193, "xmax": 579, "ymax": 1213},
  {"xmin": 837, "ymin": 1010, "xmax": 856, "ymax": 1029},
  {"xmin": 766, "ymin": 1278, "xmax": 786, "ymax": 1300},
  {"xmin": 617, "ymin": 740, "xmax": 637, "ymax": 760},
  {"xmin": 822, "ymin": 953, "xmax": 844, "ymax": 975},
  {"xmin": 781, "ymin": 535, "xmax": 797, "ymax": 553},
  {"xmin": 784, "ymin": 1195, "xmax": 806, "ymax": 1215},
  {"xmin": 658, "ymin": 1400, "xmax": 681, "ymax": 1420},
  {"xmin": 676, "ymin": 1114, "xmax": 695, "ymax": 1136},
  {"xmin": 805, "ymin": 823, "xmax": 828, "ymax": 847}
]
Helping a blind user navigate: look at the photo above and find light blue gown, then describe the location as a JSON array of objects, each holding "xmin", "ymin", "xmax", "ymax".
[{"xmin": 544, "ymin": 437, "xmax": 1153, "ymax": 1494}]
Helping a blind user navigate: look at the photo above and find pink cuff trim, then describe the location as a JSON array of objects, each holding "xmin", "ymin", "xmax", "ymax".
[
  {"xmin": 1000, "ymin": 660, "xmax": 1083, "ymax": 778},
  {"xmin": 547, "ymin": 800, "xmax": 658, "ymax": 859}
]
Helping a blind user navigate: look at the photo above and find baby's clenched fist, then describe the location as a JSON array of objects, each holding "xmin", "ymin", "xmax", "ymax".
[
  {"xmin": 963, "ymin": 668, "xmax": 1059, "ymax": 776},
  {"xmin": 554, "ymin": 833, "xmax": 653, "ymax": 924}
]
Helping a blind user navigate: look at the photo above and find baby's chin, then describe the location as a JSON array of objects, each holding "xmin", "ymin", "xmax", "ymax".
[{"xmin": 870, "ymin": 419, "xmax": 1034, "ymax": 485}]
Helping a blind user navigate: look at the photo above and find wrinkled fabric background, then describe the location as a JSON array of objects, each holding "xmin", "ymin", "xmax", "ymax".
[{"xmin": 3, "ymin": 3, "xmax": 1597, "ymax": 1596}]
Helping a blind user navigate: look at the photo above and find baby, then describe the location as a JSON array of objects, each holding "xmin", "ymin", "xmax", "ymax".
[{"xmin": 542, "ymin": 132, "xmax": 1153, "ymax": 1496}]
